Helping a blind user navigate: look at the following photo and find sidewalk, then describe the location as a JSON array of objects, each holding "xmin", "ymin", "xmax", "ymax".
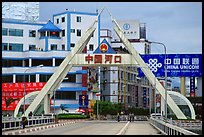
[{"xmin": 2, "ymin": 119, "xmax": 85, "ymax": 135}]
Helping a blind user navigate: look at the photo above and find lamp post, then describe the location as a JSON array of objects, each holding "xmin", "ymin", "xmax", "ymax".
[
  {"xmin": 96, "ymin": 93, "xmax": 101, "ymax": 120},
  {"xmin": 140, "ymin": 39, "xmax": 167, "ymax": 120},
  {"xmin": 23, "ymin": 64, "xmax": 43, "ymax": 114}
]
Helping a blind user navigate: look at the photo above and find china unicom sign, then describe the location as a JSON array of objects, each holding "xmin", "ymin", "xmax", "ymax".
[{"xmin": 2, "ymin": 2, "xmax": 39, "ymax": 21}]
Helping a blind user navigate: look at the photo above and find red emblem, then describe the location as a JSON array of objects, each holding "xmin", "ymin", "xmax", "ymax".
[{"xmin": 100, "ymin": 43, "xmax": 108, "ymax": 53}]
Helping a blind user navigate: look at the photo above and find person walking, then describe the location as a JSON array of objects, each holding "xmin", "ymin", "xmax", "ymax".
[
  {"xmin": 28, "ymin": 111, "xmax": 33, "ymax": 119},
  {"xmin": 21, "ymin": 114, "xmax": 27, "ymax": 129},
  {"xmin": 117, "ymin": 113, "xmax": 120, "ymax": 122}
]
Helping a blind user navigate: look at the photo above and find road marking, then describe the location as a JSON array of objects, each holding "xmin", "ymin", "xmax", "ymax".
[{"xmin": 116, "ymin": 121, "xmax": 130, "ymax": 135}]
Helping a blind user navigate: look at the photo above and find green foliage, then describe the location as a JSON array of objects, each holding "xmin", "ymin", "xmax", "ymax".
[
  {"xmin": 93, "ymin": 101, "xmax": 123, "ymax": 115},
  {"xmin": 57, "ymin": 113, "xmax": 88, "ymax": 119}
]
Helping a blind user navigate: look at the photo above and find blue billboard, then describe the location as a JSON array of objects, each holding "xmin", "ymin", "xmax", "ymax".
[{"xmin": 138, "ymin": 54, "xmax": 202, "ymax": 77}]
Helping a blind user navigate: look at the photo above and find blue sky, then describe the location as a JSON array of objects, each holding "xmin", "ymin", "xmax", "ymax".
[
  {"xmin": 39, "ymin": 2, "xmax": 202, "ymax": 87},
  {"xmin": 39, "ymin": 2, "xmax": 202, "ymax": 54}
]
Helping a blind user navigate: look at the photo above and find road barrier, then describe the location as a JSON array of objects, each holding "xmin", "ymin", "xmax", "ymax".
[
  {"xmin": 149, "ymin": 117, "xmax": 199, "ymax": 135},
  {"xmin": 2, "ymin": 115, "xmax": 55, "ymax": 131}
]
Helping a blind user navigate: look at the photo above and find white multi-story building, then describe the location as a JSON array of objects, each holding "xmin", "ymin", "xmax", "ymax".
[
  {"xmin": 99, "ymin": 20, "xmax": 151, "ymax": 110},
  {"xmin": 2, "ymin": 10, "xmax": 99, "ymax": 115}
]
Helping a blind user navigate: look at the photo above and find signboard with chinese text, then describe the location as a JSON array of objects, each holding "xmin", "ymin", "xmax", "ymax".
[
  {"xmin": 2, "ymin": 82, "xmax": 46, "ymax": 110},
  {"xmin": 74, "ymin": 54, "xmax": 136, "ymax": 66},
  {"xmin": 138, "ymin": 54, "xmax": 202, "ymax": 77}
]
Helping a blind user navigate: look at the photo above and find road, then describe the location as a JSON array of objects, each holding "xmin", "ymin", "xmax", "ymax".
[{"xmin": 21, "ymin": 121, "xmax": 161, "ymax": 135}]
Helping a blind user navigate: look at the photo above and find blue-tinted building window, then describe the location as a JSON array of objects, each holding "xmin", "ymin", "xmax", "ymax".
[
  {"xmin": 9, "ymin": 29, "xmax": 23, "ymax": 37},
  {"xmin": 2, "ymin": 28, "xmax": 8, "ymax": 36},
  {"xmin": 57, "ymin": 18, "xmax": 59, "ymax": 24},
  {"xmin": 51, "ymin": 44, "xmax": 57, "ymax": 50},
  {"xmin": 29, "ymin": 45, "xmax": 36, "ymax": 51},
  {"xmin": 71, "ymin": 29, "xmax": 75, "ymax": 33},
  {"xmin": 2, "ymin": 43, "xmax": 8, "ymax": 51},
  {"xmin": 62, "ymin": 17, "xmax": 65, "ymax": 23},
  {"xmin": 9, "ymin": 43, "xmax": 23, "ymax": 51},
  {"xmin": 62, "ymin": 30, "xmax": 65, "ymax": 37},
  {"xmin": 29, "ymin": 30, "xmax": 36, "ymax": 37},
  {"xmin": 76, "ymin": 16, "xmax": 81, "ymax": 22},
  {"xmin": 77, "ymin": 29, "xmax": 81, "ymax": 36}
]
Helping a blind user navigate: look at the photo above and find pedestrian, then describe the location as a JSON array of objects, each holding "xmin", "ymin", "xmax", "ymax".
[
  {"xmin": 28, "ymin": 111, "xmax": 33, "ymax": 119},
  {"xmin": 117, "ymin": 113, "xmax": 120, "ymax": 122},
  {"xmin": 21, "ymin": 114, "xmax": 27, "ymax": 129},
  {"xmin": 131, "ymin": 113, "xmax": 134, "ymax": 122},
  {"xmin": 129, "ymin": 113, "xmax": 132, "ymax": 122}
]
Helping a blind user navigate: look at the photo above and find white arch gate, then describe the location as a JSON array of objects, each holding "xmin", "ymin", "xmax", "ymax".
[{"xmin": 14, "ymin": 8, "xmax": 195, "ymax": 119}]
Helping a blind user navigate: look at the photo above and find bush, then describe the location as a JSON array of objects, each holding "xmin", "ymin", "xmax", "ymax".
[{"xmin": 57, "ymin": 113, "xmax": 88, "ymax": 119}]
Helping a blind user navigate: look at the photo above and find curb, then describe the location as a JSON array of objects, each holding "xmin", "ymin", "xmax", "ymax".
[{"xmin": 2, "ymin": 119, "xmax": 85, "ymax": 135}]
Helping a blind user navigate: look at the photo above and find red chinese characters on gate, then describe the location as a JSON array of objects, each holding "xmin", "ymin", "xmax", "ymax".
[
  {"xmin": 2, "ymin": 82, "xmax": 46, "ymax": 110},
  {"xmin": 85, "ymin": 54, "xmax": 122, "ymax": 64}
]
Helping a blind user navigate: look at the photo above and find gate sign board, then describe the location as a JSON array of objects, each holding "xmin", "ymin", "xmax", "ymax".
[
  {"xmin": 138, "ymin": 54, "xmax": 202, "ymax": 77},
  {"xmin": 79, "ymin": 95, "xmax": 88, "ymax": 108}
]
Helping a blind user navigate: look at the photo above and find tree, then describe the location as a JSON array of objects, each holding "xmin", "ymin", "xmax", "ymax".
[{"xmin": 4, "ymin": 97, "xmax": 19, "ymax": 115}]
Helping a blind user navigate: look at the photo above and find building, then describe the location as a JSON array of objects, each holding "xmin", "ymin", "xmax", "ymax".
[
  {"xmin": 2, "ymin": 9, "xmax": 99, "ymax": 115},
  {"xmin": 98, "ymin": 20, "xmax": 151, "ymax": 110}
]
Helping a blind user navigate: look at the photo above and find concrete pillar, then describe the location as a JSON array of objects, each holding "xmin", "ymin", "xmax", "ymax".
[
  {"xmin": 44, "ymin": 94, "xmax": 50, "ymax": 114},
  {"xmin": 180, "ymin": 77, "xmax": 186, "ymax": 96}
]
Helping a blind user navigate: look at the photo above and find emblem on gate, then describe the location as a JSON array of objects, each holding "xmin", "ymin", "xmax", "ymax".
[{"xmin": 100, "ymin": 43, "xmax": 108, "ymax": 53}]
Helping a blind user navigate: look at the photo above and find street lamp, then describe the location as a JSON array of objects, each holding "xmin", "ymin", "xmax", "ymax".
[
  {"xmin": 23, "ymin": 64, "xmax": 43, "ymax": 114},
  {"xmin": 140, "ymin": 39, "xmax": 167, "ymax": 120}
]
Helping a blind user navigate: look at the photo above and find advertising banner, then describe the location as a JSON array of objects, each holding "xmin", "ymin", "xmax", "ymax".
[
  {"xmin": 138, "ymin": 54, "xmax": 202, "ymax": 77},
  {"xmin": 2, "ymin": 82, "xmax": 46, "ymax": 110}
]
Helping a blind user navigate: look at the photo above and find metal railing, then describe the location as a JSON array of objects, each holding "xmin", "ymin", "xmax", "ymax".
[
  {"xmin": 149, "ymin": 117, "xmax": 199, "ymax": 135},
  {"xmin": 2, "ymin": 115, "xmax": 55, "ymax": 131}
]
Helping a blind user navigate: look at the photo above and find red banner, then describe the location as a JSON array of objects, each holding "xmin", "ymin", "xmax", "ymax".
[{"xmin": 2, "ymin": 82, "xmax": 46, "ymax": 110}]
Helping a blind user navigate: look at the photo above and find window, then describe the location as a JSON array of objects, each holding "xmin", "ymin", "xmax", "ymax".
[
  {"xmin": 2, "ymin": 43, "xmax": 8, "ymax": 51},
  {"xmin": 71, "ymin": 29, "xmax": 75, "ymax": 33},
  {"xmin": 2, "ymin": 75, "xmax": 13, "ymax": 83},
  {"xmin": 29, "ymin": 30, "xmax": 36, "ymax": 37},
  {"xmin": 76, "ymin": 16, "xmax": 81, "ymax": 22},
  {"xmin": 57, "ymin": 18, "xmax": 59, "ymax": 24},
  {"xmin": 50, "ymin": 31, "xmax": 59, "ymax": 37},
  {"xmin": 89, "ymin": 44, "xmax": 94, "ymax": 51},
  {"xmin": 2, "ymin": 28, "xmax": 8, "ymax": 36},
  {"xmin": 62, "ymin": 17, "xmax": 65, "ymax": 23},
  {"xmin": 62, "ymin": 30, "xmax": 65, "ymax": 37},
  {"xmin": 51, "ymin": 44, "xmax": 57, "ymax": 50},
  {"xmin": 55, "ymin": 92, "xmax": 76, "ymax": 99},
  {"xmin": 9, "ymin": 43, "xmax": 23, "ymax": 51},
  {"xmin": 29, "ymin": 45, "xmax": 36, "ymax": 51},
  {"xmin": 40, "ymin": 31, "xmax": 46, "ymax": 37},
  {"xmin": 40, "ymin": 74, "xmax": 52, "ymax": 82},
  {"xmin": 9, "ymin": 28, "xmax": 23, "ymax": 37},
  {"xmin": 71, "ymin": 43, "xmax": 75, "ymax": 48},
  {"xmin": 77, "ymin": 29, "xmax": 81, "ymax": 36},
  {"xmin": 62, "ymin": 44, "xmax": 65, "ymax": 50}
]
